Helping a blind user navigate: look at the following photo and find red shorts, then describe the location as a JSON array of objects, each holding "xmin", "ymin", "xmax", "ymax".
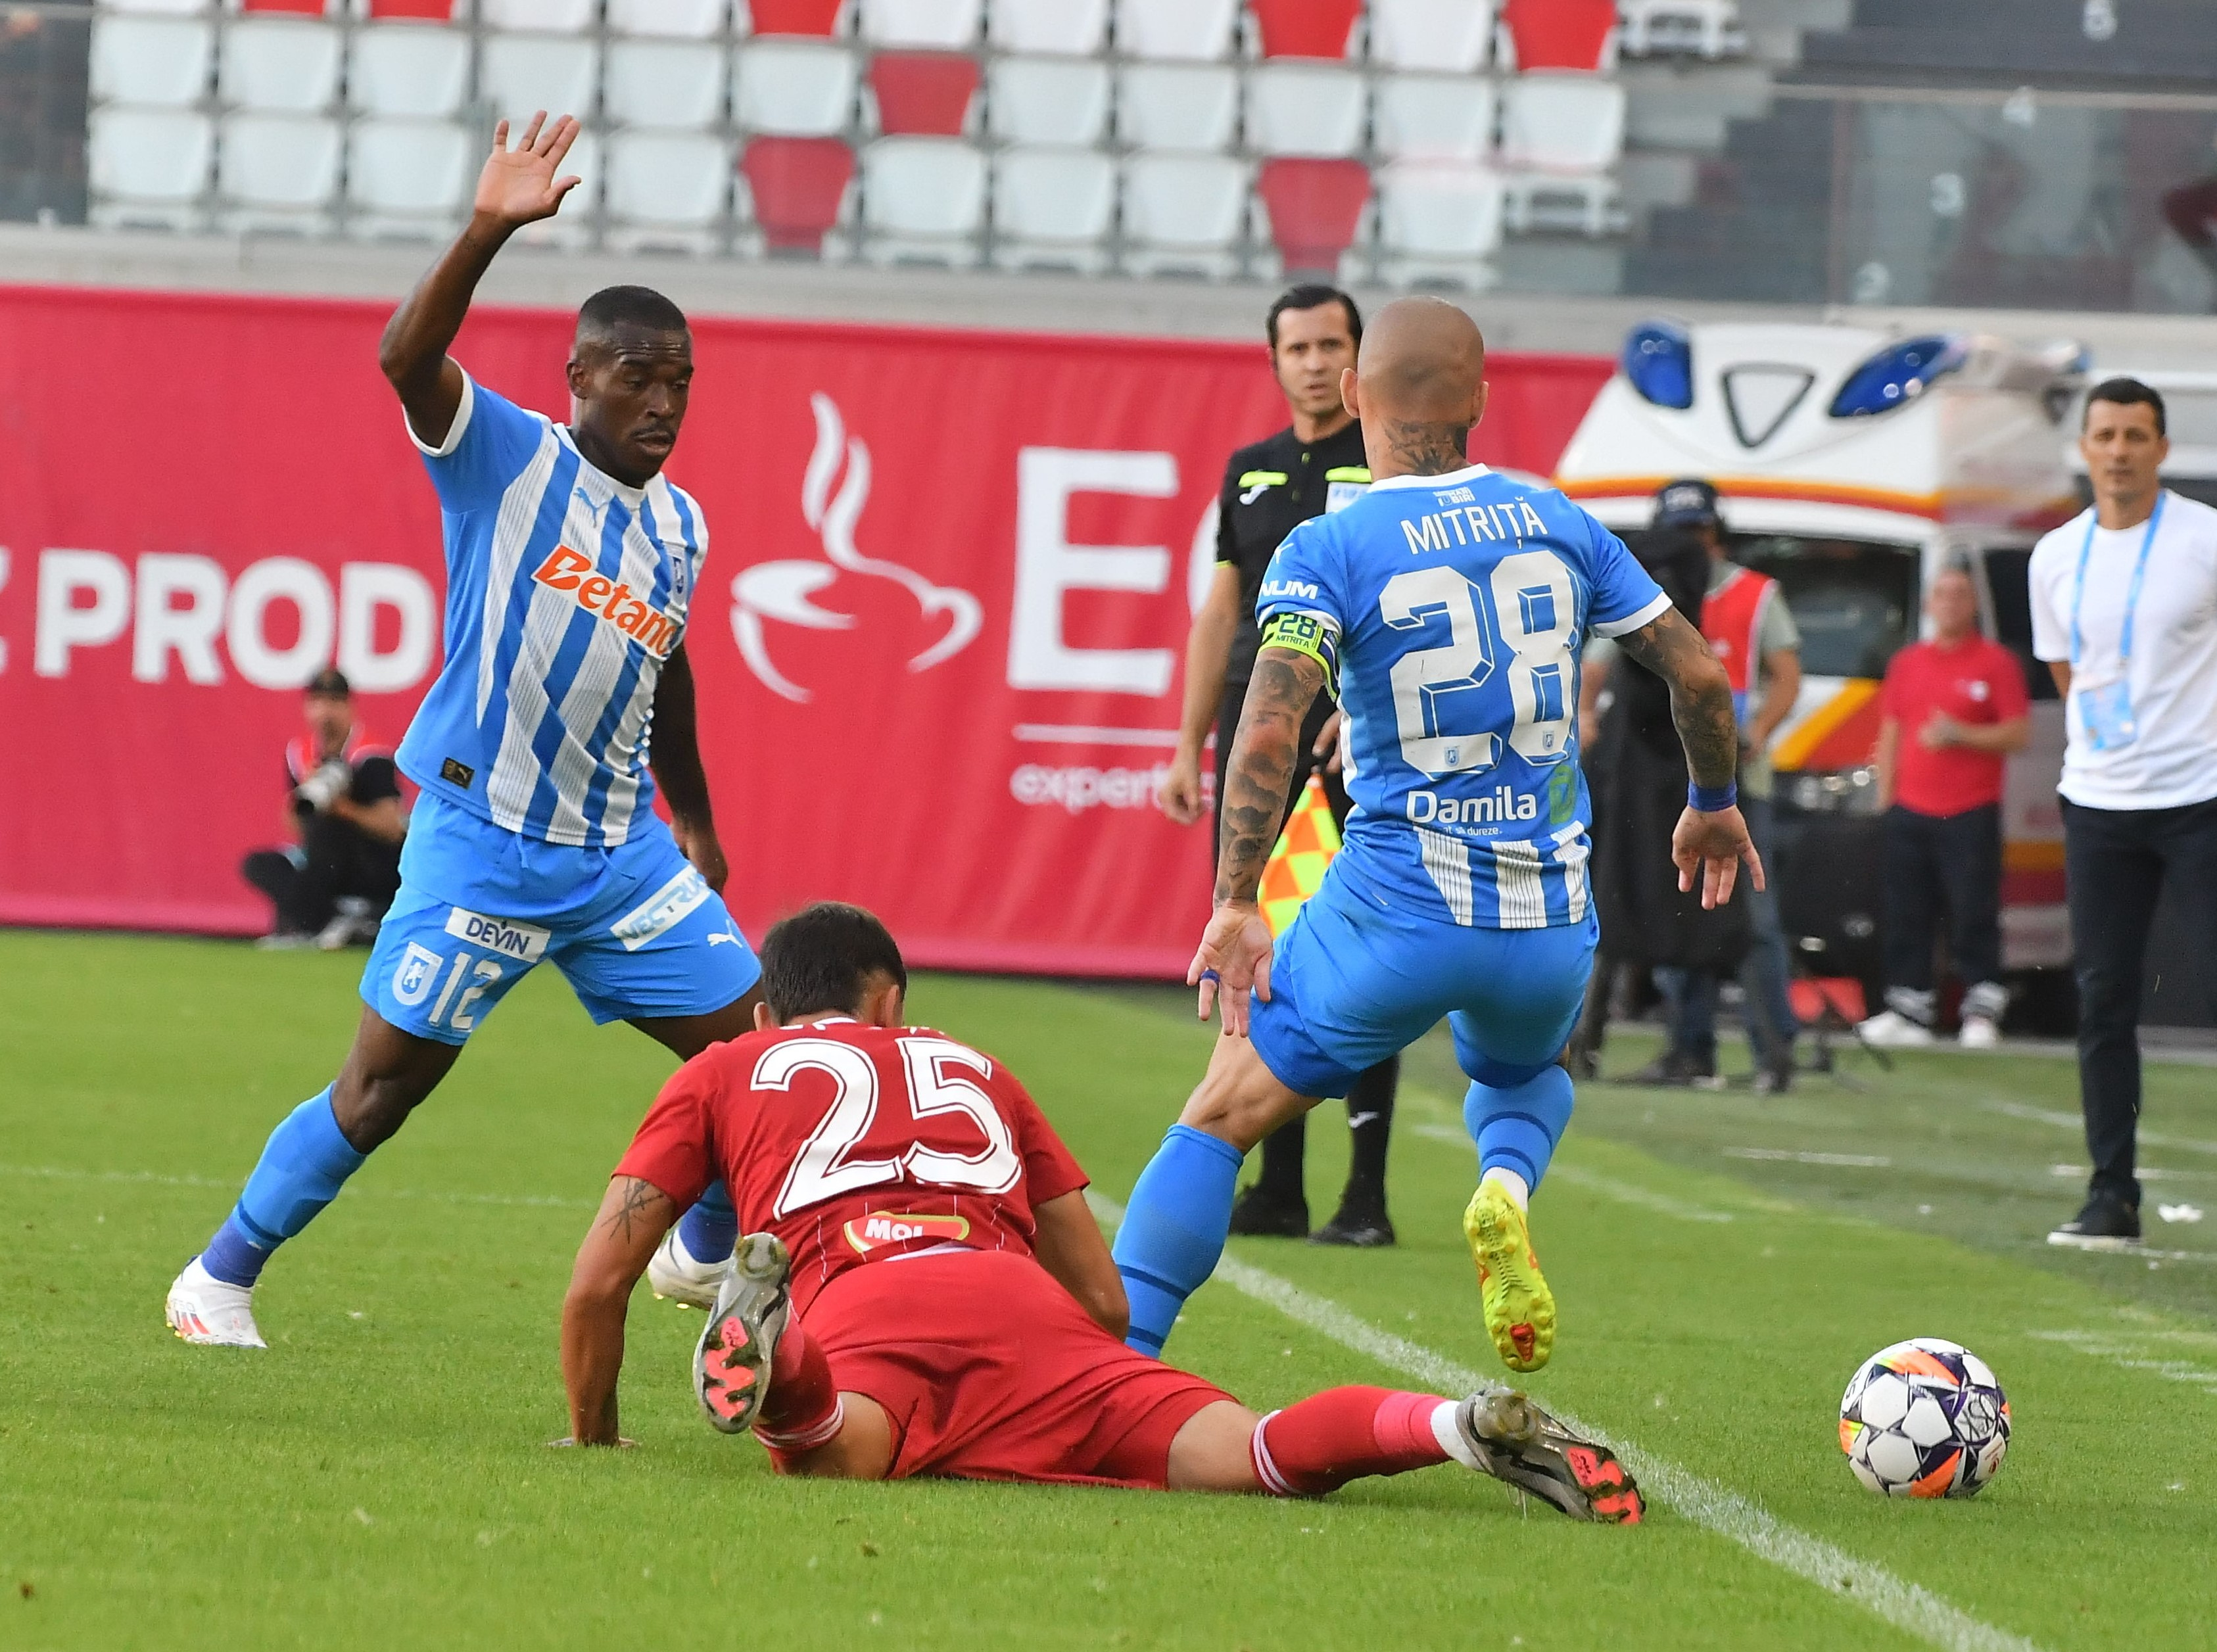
[{"xmin": 785, "ymin": 1249, "xmax": 1231, "ymax": 1488}]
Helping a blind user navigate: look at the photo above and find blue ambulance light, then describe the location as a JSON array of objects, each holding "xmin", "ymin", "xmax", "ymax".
[
  {"xmin": 1828, "ymin": 335, "xmax": 1967, "ymax": 418},
  {"xmin": 1621, "ymin": 321, "xmax": 1694, "ymax": 410}
]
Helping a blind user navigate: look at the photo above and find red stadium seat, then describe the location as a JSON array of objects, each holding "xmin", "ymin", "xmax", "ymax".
[
  {"xmin": 750, "ymin": 0, "xmax": 847, "ymax": 35},
  {"xmin": 1500, "ymin": 0, "xmax": 1615, "ymax": 70},
  {"xmin": 1257, "ymin": 156, "xmax": 1370, "ymax": 277},
  {"xmin": 867, "ymin": 51, "xmax": 980, "ymax": 136},
  {"xmin": 364, "ymin": 0, "xmax": 459, "ymax": 18},
  {"xmin": 1250, "ymin": 0, "xmax": 1360, "ymax": 60},
  {"xmin": 741, "ymin": 135, "xmax": 855, "ymax": 252}
]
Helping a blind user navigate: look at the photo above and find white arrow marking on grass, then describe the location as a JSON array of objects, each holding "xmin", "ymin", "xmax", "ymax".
[{"xmin": 1090, "ymin": 1192, "xmax": 2043, "ymax": 1652}]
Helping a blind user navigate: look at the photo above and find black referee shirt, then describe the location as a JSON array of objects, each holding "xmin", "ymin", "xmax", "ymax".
[{"xmin": 1214, "ymin": 419, "xmax": 1369, "ymax": 686}]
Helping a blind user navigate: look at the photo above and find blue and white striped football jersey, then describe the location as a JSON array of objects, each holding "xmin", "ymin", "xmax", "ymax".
[
  {"xmin": 1256, "ymin": 463, "xmax": 1668, "ymax": 930},
  {"xmin": 394, "ymin": 373, "xmax": 710, "ymax": 849}
]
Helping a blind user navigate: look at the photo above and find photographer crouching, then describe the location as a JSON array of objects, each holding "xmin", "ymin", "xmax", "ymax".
[{"xmin": 241, "ymin": 669, "xmax": 406, "ymax": 949}]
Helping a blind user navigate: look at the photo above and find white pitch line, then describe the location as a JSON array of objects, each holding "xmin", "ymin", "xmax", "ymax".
[
  {"xmin": 2028, "ymin": 1330, "xmax": 2217, "ymax": 1397},
  {"xmin": 1726, "ymin": 1147, "xmax": 1893, "ymax": 1168},
  {"xmin": 0, "ymin": 1162, "xmax": 596, "ymax": 1212},
  {"xmin": 1986, "ymin": 1101, "xmax": 2217, "ymax": 1158},
  {"xmin": 1402, "ymin": 1123, "xmax": 1738, "ymax": 1223},
  {"xmin": 1089, "ymin": 1191, "xmax": 2042, "ymax": 1652}
]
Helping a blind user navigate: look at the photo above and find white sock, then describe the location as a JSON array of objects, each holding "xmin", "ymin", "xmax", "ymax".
[
  {"xmin": 1480, "ymin": 1167, "xmax": 1530, "ymax": 1211},
  {"xmin": 1431, "ymin": 1401, "xmax": 1485, "ymax": 1471}
]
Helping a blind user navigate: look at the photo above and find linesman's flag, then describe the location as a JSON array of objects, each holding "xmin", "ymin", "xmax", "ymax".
[{"xmin": 1258, "ymin": 774, "xmax": 1341, "ymax": 937}]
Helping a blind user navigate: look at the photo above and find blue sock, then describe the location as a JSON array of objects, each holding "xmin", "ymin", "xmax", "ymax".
[
  {"xmin": 678, "ymin": 1180, "xmax": 738, "ymax": 1265},
  {"xmin": 1464, "ymin": 1064, "xmax": 1575, "ymax": 1192},
  {"xmin": 199, "ymin": 1087, "xmax": 368, "ymax": 1287},
  {"xmin": 1111, "ymin": 1124, "xmax": 1244, "ymax": 1357}
]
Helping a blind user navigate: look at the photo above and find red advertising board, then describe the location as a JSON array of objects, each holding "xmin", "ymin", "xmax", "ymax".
[{"xmin": 0, "ymin": 283, "xmax": 1608, "ymax": 976}]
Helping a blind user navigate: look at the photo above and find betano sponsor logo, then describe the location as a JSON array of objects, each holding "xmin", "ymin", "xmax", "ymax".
[
  {"xmin": 1400, "ymin": 500, "xmax": 1549, "ymax": 555},
  {"xmin": 1407, "ymin": 786, "xmax": 1539, "ymax": 826},
  {"xmin": 531, "ymin": 545, "xmax": 682, "ymax": 659},
  {"xmin": 842, "ymin": 1211, "xmax": 972, "ymax": 1256}
]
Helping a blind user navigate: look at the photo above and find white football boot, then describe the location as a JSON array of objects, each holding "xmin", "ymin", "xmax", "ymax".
[
  {"xmin": 694, "ymin": 1234, "xmax": 794, "ymax": 1435},
  {"xmin": 1958, "ymin": 1014, "xmax": 2001, "ymax": 1050},
  {"xmin": 165, "ymin": 1257, "xmax": 267, "ymax": 1349},
  {"xmin": 647, "ymin": 1225, "xmax": 730, "ymax": 1310},
  {"xmin": 1857, "ymin": 1009, "xmax": 1934, "ymax": 1049}
]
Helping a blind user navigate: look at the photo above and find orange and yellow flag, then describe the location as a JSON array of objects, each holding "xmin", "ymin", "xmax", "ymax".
[{"xmin": 1257, "ymin": 774, "xmax": 1341, "ymax": 937}]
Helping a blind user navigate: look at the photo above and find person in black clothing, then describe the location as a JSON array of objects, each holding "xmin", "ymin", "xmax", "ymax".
[
  {"xmin": 241, "ymin": 669, "xmax": 408, "ymax": 949},
  {"xmin": 1159, "ymin": 284, "xmax": 1398, "ymax": 1248}
]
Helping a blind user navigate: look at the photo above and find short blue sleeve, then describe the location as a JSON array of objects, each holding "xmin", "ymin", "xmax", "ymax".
[
  {"xmin": 408, "ymin": 371, "xmax": 548, "ymax": 513},
  {"xmin": 1582, "ymin": 512, "xmax": 1671, "ymax": 638},
  {"xmin": 1255, "ymin": 516, "xmax": 1351, "ymax": 634}
]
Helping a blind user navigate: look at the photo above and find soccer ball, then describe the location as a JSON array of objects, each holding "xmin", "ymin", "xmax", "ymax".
[{"xmin": 1837, "ymin": 1338, "xmax": 2011, "ymax": 1498}]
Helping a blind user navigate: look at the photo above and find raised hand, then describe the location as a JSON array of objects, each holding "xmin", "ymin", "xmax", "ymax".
[
  {"xmin": 1189, "ymin": 901, "xmax": 1275, "ymax": 1036},
  {"xmin": 1671, "ymin": 803, "xmax": 1765, "ymax": 911},
  {"xmin": 475, "ymin": 113, "xmax": 582, "ymax": 229}
]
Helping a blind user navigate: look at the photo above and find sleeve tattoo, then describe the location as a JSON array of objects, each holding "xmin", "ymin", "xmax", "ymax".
[
  {"xmin": 1216, "ymin": 646, "xmax": 1325, "ymax": 904},
  {"xmin": 603, "ymin": 1177, "xmax": 677, "ymax": 1244},
  {"xmin": 1613, "ymin": 606, "xmax": 1740, "ymax": 790}
]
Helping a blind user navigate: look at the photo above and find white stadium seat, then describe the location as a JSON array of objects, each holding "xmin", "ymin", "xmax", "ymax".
[
  {"xmin": 89, "ymin": 16, "xmax": 214, "ymax": 107},
  {"xmin": 1498, "ymin": 71, "xmax": 1624, "ymax": 235},
  {"xmin": 481, "ymin": 0, "xmax": 598, "ymax": 32},
  {"xmin": 216, "ymin": 112, "xmax": 341, "ymax": 231},
  {"xmin": 858, "ymin": 0, "xmax": 981, "ymax": 49},
  {"xmin": 218, "ymin": 18, "xmax": 343, "ymax": 114},
  {"xmin": 734, "ymin": 39, "xmax": 857, "ymax": 134},
  {"xmin": 1374, "ymin": 160, "xmax": 1503, "ymax": 287},
  {"xmin": 348, "ymin": 20, "xmax": 471, "ymax": 119},
  {"xmin": 1243, "ymin": 64, "xmax": 1364, "ymax": 159},
  {"xmin": 510, "ymin": 127, "xmax": 602, "ymax": 247},
  {"xmin": 88, "ymin": 106, "xmax": 213, "ymax": 228},
  {"xmin": 860, "ymin": 136, "xmax": 985, "ymax": 264},
  {"xmin": 1114, "ymin": 0, "xmax": 1239, "ymax": 62},
  {"xmin": 345, "ymin": 117, "xmax": 473, "ymax": 236},
  {"xmin": 607, "ymin": 130, "xmax": 731, "ymax": 252},
  {"xmin": 1619, "ymin": 0, "xmax": 1744, "ymax": 59},
  {"xmin": 605, "ymin": 39, "xmax": 728, "ymax": 129},
  {"xmin": 986, "ymin": 57, "xmax": 1110, "ymax": 147},
  {"xmin": 96, "ymin": 0, "xmax": 210, "ymax": 13},
  {"xmin": 1369, "ymin": 0, "xmax": 1497, "ymax": 73},
  {"xmin": 608, "ymin": 0, "xmax": 727, "ymax": 36},
  {"xmin": 481, "ymin": 33, "xmax": 603, "ymax": 126},
  {"xmin": 1114, "ymin": 64, "xmax": 1238, "ymax": 153},
  {"xmin": 990, "ymin": 145, "xmax": 1114, "ymax": 274},
  {"xmin": 1120, "ymin": 151, "xmax": 1247, "ymax": 279},
  {"xmin": 1373, "ymin": 74, "xmax": 1496, "ymax": 163},
  {"xmin": 986, "ymin": 0, "xmax": 1108, "ymax": 54}
]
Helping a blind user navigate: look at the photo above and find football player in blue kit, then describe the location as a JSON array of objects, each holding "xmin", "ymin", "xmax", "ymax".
[
  {"xmin": 167, "ymin": 113, "xmax": 760, "ymax": 1348},
  {"xmin": 1112, "ymin": 299, "xmax": 1759, "ymax": 1372}
]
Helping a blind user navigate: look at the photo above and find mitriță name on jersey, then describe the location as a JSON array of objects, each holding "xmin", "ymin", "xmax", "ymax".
[
  {"xmin": 1400, "ymin": 500, "xmax": 1551, "ymax": 556},
  {"xmin": 531, "ymin": 544, "xmax": 682, "ymax": 659}
]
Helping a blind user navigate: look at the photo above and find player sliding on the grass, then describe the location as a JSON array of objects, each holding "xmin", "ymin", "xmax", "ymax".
[
  {"xmin": 557, "ymin": 902, "xmax": 1642, "ymax": 1519},
  {"xmin": 1110, "ymin": 298, "xmax": 1758, "ymax": 1375},
  {"xmin": 167, "ymin": 112, "xmax": 762, "ymax": 1348}
]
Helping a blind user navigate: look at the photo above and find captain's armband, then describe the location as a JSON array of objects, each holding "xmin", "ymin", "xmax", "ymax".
[{"xmin": 1259, "ymin": 611, "xmax": 1340, "ymax": 699}]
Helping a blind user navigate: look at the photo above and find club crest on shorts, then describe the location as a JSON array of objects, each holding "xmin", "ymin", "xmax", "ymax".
[
  {"xmin": 442, "ymin": 908, "xmax": 552, "ymax": 963},
  {"xmin": 391, "ymin": 943, "xmax": 444, "ymax": 1007},
  {"xmin": 843, "ymin": 1212, "xmax": 972, "ymax": 1256}
]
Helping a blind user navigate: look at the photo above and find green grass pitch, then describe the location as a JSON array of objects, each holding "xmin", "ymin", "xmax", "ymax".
[{"xmin": 6, "ymin": 930, "xmax": 2217, "ymax": 1649}]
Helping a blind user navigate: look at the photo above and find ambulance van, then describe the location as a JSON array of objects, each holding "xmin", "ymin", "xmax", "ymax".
[{"xmin": 1555, "ymin": 321, "xmax": 2084, "ymax": 1028}]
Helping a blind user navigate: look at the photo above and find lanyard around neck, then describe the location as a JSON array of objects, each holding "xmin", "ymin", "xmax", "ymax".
[{"xmin": 2070, "ymin": 490, "xmax": 2166, "ymax": 669}]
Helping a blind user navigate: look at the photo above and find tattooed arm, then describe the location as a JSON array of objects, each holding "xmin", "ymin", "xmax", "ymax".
[
  {"xmin": 560, "ymin": 1175, "xmax": 680, "ymax": 1446},
  {"xmin": 1191, "ymin": 644, "xmax": 1326, "ymax": 1035},
  {"xmin": 1614, "ymin": 605, "xmax": 1766, "ymax": 909}
]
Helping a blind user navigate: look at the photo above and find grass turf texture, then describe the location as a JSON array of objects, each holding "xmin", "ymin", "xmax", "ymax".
[{"xmin": 5, "ymin": 933, "xmax": 2217, "ymax": 1649}]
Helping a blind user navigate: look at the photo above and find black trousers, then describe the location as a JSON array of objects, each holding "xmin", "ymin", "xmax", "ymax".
[
  {"xmin": 242, "ymin": 813, "xmax": 402, "ymax": 936},
  {"xmin": 1881, "ymin": 802, "xmax": 2003, "ymax": 1004},
  {"xmin": 2063, "ymin": 796, "xmax": 2217, "ymax": 1206}
]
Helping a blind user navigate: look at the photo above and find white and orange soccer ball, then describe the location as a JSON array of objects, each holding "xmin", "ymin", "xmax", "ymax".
[{"xmin": 1838, "ymin": 1338, "xmax": 2011, "ymax": 1499}]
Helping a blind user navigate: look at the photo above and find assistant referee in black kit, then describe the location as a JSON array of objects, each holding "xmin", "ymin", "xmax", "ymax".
[{"xmin": 1159, "ymin": 283, "xmax": 1399, "ymax": 1248}]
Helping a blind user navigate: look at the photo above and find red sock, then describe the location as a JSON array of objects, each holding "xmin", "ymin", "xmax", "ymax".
[
  {"xmin": 1251, "ymin": 1385, "xmax": 1453, "ymax": 1496},
  {"xmin": 753, "ymin": 1317, "xmax": 842, "ymax": 1452}
]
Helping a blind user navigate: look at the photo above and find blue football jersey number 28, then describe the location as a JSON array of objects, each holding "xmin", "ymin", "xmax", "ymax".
[{"xmin": 1383, "ymin": 549, "xmax": 1579, "ymax": 779}]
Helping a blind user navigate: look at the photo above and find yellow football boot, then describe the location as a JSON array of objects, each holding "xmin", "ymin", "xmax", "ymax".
[{"xmin": 1464, "ymin": 1182, "xmax": 1555, "ymax": 1373}]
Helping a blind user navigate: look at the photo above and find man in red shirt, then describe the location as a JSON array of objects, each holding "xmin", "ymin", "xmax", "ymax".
[
  {"xmin": 1862, "ymin": 566, "xmax": 2031, "ymax": 1048},
  {"xmin": 557, "ymin": 902, "xmax": 1639, "ymax": 1519}
]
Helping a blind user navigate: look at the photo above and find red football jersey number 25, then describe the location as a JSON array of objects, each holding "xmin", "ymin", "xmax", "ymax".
[{"xmin": 765, "ymin": 1035, "xmax": 1024, "ymax": 1219}]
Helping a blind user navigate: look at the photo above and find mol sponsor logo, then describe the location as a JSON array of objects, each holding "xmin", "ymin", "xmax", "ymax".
[
  {"xmin": 842, "ymin": 1211, "xmax": 972, "ymax": 1256},
  {"xmin": 531, "ymin": 546, "xmax": 681, "ymax": 659}
]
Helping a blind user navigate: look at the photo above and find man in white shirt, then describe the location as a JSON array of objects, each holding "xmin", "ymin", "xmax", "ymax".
[{"xmin": 2030, "ymin": 378, "xmax": 2217, "ymax": 1250}]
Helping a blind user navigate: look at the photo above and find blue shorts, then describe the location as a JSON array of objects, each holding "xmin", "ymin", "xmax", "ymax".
[
  {"xmin": 1249, "ymin": 859, "xmax": 1597, "ymax": 1100},
  {"xmin": 362, "ymin": 793, "xmax": 761, "ymax": 1046}
]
